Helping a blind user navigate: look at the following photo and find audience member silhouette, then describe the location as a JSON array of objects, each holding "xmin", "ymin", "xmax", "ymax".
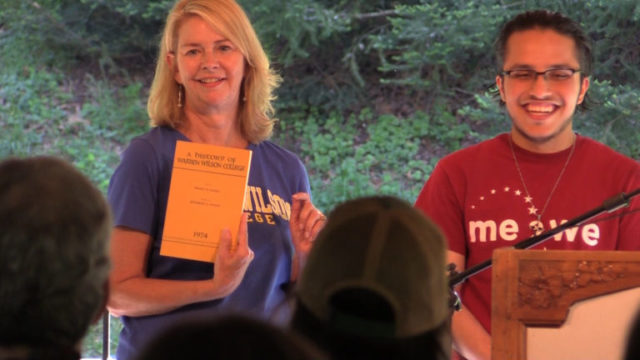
[
  {"xmin": 134, "ymin": 314, "xmax": 327, "ymax": 360},
  {"xmin": 0, "ymin": 156, "xmax": 111, "ymax": 360},
  {"xmin": 291, "ymin": 196, "xmax": 451, "ymax": 359},
  {"xmin": 624, "ymin": 306, "xmax": 640, "ymax": 360}
]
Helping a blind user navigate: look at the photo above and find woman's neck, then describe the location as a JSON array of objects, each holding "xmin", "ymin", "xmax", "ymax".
[{"xmin": 178, "ymin": 108, "xmax": 247, "ymax": 148}]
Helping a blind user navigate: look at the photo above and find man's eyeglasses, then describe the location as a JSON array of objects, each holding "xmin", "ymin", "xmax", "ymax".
[{"xmin": 501, "ymin": 68, "xmax": 581, "ymax": 82}]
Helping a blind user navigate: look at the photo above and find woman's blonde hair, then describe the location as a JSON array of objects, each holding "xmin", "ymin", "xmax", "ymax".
[{"xmin": 147, "ymin": 0, "xmax": 281, "ymax": 143}]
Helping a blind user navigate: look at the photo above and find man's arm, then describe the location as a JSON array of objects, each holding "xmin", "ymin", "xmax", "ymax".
[{"xmin": 449, "ymin": 250, "xmax": 492, "ymax": 360}]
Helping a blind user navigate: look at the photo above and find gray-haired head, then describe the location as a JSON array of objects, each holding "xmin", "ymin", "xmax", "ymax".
[{"xmin": 0, "ymin": 156, "xmax": 111, "ymax": 351}]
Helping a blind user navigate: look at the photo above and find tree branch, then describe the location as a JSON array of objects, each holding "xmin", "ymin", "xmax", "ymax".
[{"xmin": 353, "ymin": 9, "xmax": 398, "ymax": 21}]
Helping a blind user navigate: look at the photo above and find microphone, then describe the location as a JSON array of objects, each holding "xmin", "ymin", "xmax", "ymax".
[
  {"xmin": 448, "ymin": 187, "xmax": 640, "ymax": 292},
  {"xmin": 602, "ymin": 188, "xmax": 640, "ymax": 213}
]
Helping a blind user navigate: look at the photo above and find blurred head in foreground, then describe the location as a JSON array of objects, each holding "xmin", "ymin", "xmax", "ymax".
[
  {"xmin": 134, "ymin": 314, "xmax": 326, "ymax": 360},
  {"xmin": 292, "ymin": 195, "xmax": 450, "ymax": 360},
  {"xmin": 0, "ymin": 156, "xmax": 111, "ymax": 360}
]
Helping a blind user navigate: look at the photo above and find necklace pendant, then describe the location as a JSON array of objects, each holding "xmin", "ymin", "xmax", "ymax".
[{"xmin": 530, "ymin": 221, "xmax": 544, "ymax": 235}]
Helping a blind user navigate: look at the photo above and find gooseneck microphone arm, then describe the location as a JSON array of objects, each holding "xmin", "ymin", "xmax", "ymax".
[{"xmin": 448, "ymin": 187, "xmax": 640, "ymax": 289}]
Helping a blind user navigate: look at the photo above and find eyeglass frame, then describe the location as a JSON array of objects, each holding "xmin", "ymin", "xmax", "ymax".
[{"xmin": 500, "ymin": 68, "xmax": 582, "ymax": 82}]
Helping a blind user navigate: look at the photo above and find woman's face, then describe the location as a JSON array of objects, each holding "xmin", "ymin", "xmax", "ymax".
[{"xmin": 169, "ymin": 16, "xmax": 246, "ymax": 115}]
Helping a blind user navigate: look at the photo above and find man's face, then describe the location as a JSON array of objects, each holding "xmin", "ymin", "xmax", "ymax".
[{"xmin": 496, "ymin": 28, "xmax": 589, "ymax": 151}]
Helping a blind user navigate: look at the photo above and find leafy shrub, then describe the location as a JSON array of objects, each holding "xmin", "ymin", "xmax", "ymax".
[
  {"xmin": 0, "ymin": 65, "xmax": 147, "ymax": 191},
  {"xmin": 575, "ymin": 80, "xmax": 640, "ymax": 159},
  {"xmin": 0, "ymin": 68, "xmax": 70, "ymax": 156},
  {"xmin": 275, "ymin": 106, "xmax": 471, "ymax": 212}
]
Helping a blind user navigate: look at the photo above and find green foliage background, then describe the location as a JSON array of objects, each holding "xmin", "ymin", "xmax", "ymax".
[{"xmin": 1, "ymin": 0, "xmax": 638, "ymax": 357}]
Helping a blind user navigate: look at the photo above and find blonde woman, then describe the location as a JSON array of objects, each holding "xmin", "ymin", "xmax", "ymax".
[{"xmin": 107, "ymin": 1, "xmax": 325, "ymax": 358}]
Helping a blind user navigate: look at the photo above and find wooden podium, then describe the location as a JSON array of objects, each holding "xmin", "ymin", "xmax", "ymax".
[{"xmin": 491, "ymin": 249, "xmax": 640, "ymax": 360}]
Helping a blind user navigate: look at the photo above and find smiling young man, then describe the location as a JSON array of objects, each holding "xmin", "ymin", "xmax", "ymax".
[{"xmin": 414, "ymin": 10, "xmax": 640, "ymax": 360}]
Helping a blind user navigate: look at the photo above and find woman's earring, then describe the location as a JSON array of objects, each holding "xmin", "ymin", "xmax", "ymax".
[{"xmin": 177, "ymin": 85, "xmax": 184, "ymax": 108}]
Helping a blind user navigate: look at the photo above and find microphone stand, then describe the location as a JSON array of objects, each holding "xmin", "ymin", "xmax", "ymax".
[{"xmin": 448, "ymin": 187, "xmax": 640, "ymax": 290}]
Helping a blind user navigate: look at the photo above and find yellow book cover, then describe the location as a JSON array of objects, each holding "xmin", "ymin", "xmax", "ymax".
[{"xmin": 160, "ymin": 140, "xmax": 252, "ymax": 263}]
